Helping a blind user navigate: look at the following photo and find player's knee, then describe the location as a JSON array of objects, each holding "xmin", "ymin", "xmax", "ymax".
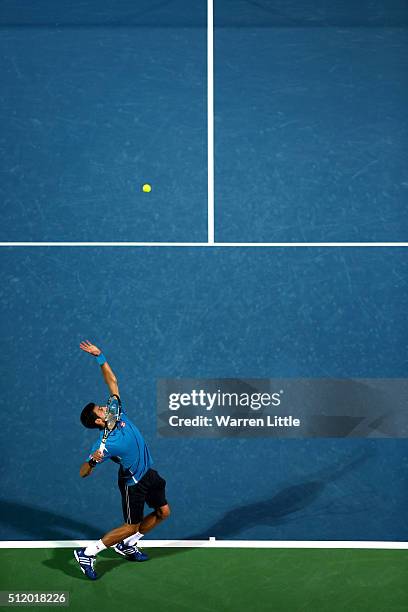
[{"xmin": 156, "ymin": 504, "xmax": 171, "ymax": 520}]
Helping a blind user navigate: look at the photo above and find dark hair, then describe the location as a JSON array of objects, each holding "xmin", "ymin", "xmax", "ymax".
[{"xmin": 80, "ymin": 402, "xmax": 100, "ymax": 429}]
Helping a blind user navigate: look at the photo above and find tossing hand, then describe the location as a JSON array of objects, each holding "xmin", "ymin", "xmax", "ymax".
[
  {"xmin": 91, "ymin": 450, "xmax": 104, "ymax": 463},
  {"xmin": 80, "ymin": 339, "xmax": 102, "ymax": 356}
]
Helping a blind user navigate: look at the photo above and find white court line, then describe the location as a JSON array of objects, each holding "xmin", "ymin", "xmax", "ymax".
[
  {"xmin": 0, "ymin": 540, "xmax": 406, "ymax": 550},
  {"xmin": 207, "ymin": 0, "xmax": 215, "ymax": 244},
  {"xmin": 0, "ymin": 242, "xmax": 407, "ymax": 247}
]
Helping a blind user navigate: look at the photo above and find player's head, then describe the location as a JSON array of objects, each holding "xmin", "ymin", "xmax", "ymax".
[{"xmin": 80, "ymin": 402, "xmax": 106, "ymax": 430}]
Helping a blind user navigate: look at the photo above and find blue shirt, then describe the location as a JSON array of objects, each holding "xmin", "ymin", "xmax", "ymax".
[{"xmin": 88, "ymin": 403, "xmax": 152, "ymax": 486}]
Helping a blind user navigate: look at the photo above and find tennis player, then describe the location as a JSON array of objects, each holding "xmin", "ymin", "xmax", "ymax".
[{"xmin": 74, "ymin": 340, "xmax": 170, "ymax": 580}]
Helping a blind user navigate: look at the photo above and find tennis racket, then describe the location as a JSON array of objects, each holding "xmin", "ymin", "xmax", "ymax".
[{"xmin": 99, "ymin": 394, "xmax": 122, "ymax": 453}]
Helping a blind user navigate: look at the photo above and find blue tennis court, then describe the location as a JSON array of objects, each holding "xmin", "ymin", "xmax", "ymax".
[
  {"xmin": 214, "ymin": 1, "xmax": 408, "ymax": 242},
  {"xmin": 0, "ymin": 246, "xmax": 407, "ymax": 541},
  {"xmin": 1, "ymin": 1, "xmax": 407, "ymax": 242},
  {"xmin": 0, "ymin": 1, "xmax": 207, "ymax": 242}
]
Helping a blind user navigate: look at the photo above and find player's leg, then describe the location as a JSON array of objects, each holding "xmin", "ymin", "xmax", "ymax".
[
  {"xmin": 138, "ymin": 503, "xmax": 171, "ymax": 534},
  {"xmin": 74, "ymin": 522, "xmax": 139, "ymax": 579},
  {"xmin": 74, "ymin": 476, "xmax": 144, "ymax": 578},
  {"xmin": 101, "ymin": 523, "xmax": 140, "ymax": 547},
  {"xmin": 114, "ymin": 469, "xmax": 170, "ymax": 560},
  {"xmin": 102, "ymin": 476, "xmax": 144, "ymax": 547},
  {"xmin": 112, "ymin": 480, "xmax": 149, "ymax": 561},
  {"xmin": 139, "ymin": 469, "xmax": 170, "ymax": 534}
]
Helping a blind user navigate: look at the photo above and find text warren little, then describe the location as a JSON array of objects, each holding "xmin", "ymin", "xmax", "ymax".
[{"xmin": 168, "ymin": 415, "xmax": 301, "ymax": 427}]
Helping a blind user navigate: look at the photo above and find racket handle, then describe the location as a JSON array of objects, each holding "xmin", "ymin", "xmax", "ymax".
[{"xmin": 99, "ymin": 442, "xmax": 106, "ymax": 453}]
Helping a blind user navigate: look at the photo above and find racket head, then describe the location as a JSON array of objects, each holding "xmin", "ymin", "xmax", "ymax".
[
  {"xmin": 98, "ymin": 395, "xmax": 122, "ymax": 453},
  {"xmin": 105, "ymin": 394, "xmax": 122, "ymax": 431}
]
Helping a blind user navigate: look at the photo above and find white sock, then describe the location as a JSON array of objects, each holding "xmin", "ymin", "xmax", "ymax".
[
  {"xmin": 84, "ymin": 539, "xmax": 107, "ymax": 556},
  {"xmin": 123, "ymin": 532, "xmax": 144, "ymax": 547}
]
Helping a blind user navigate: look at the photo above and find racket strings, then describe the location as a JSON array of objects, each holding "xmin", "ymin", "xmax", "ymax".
[
  {"xmin": 105, "ymin": 415, "xmax": 117, "ymax": 431},
  {"xmin": 104, "ymin": 396, "xmax": 121, "ymax": 431}
]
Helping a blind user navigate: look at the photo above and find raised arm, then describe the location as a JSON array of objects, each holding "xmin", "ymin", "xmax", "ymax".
[{"xmin": 79, "ymin": 340, "xmax": 120, "ymax": 397}]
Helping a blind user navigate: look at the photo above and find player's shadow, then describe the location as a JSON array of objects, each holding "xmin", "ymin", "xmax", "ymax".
[
  {"xmin": 152, "ymin": 451, "xmax": 374, "ymax": 559},
  {"xmin": 1, "ymin": 450, "xmax": 375, "ymax": 568},
  {"xmin": 184, "ymin": 450, "xmax": 374, "ymax": 542}
]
